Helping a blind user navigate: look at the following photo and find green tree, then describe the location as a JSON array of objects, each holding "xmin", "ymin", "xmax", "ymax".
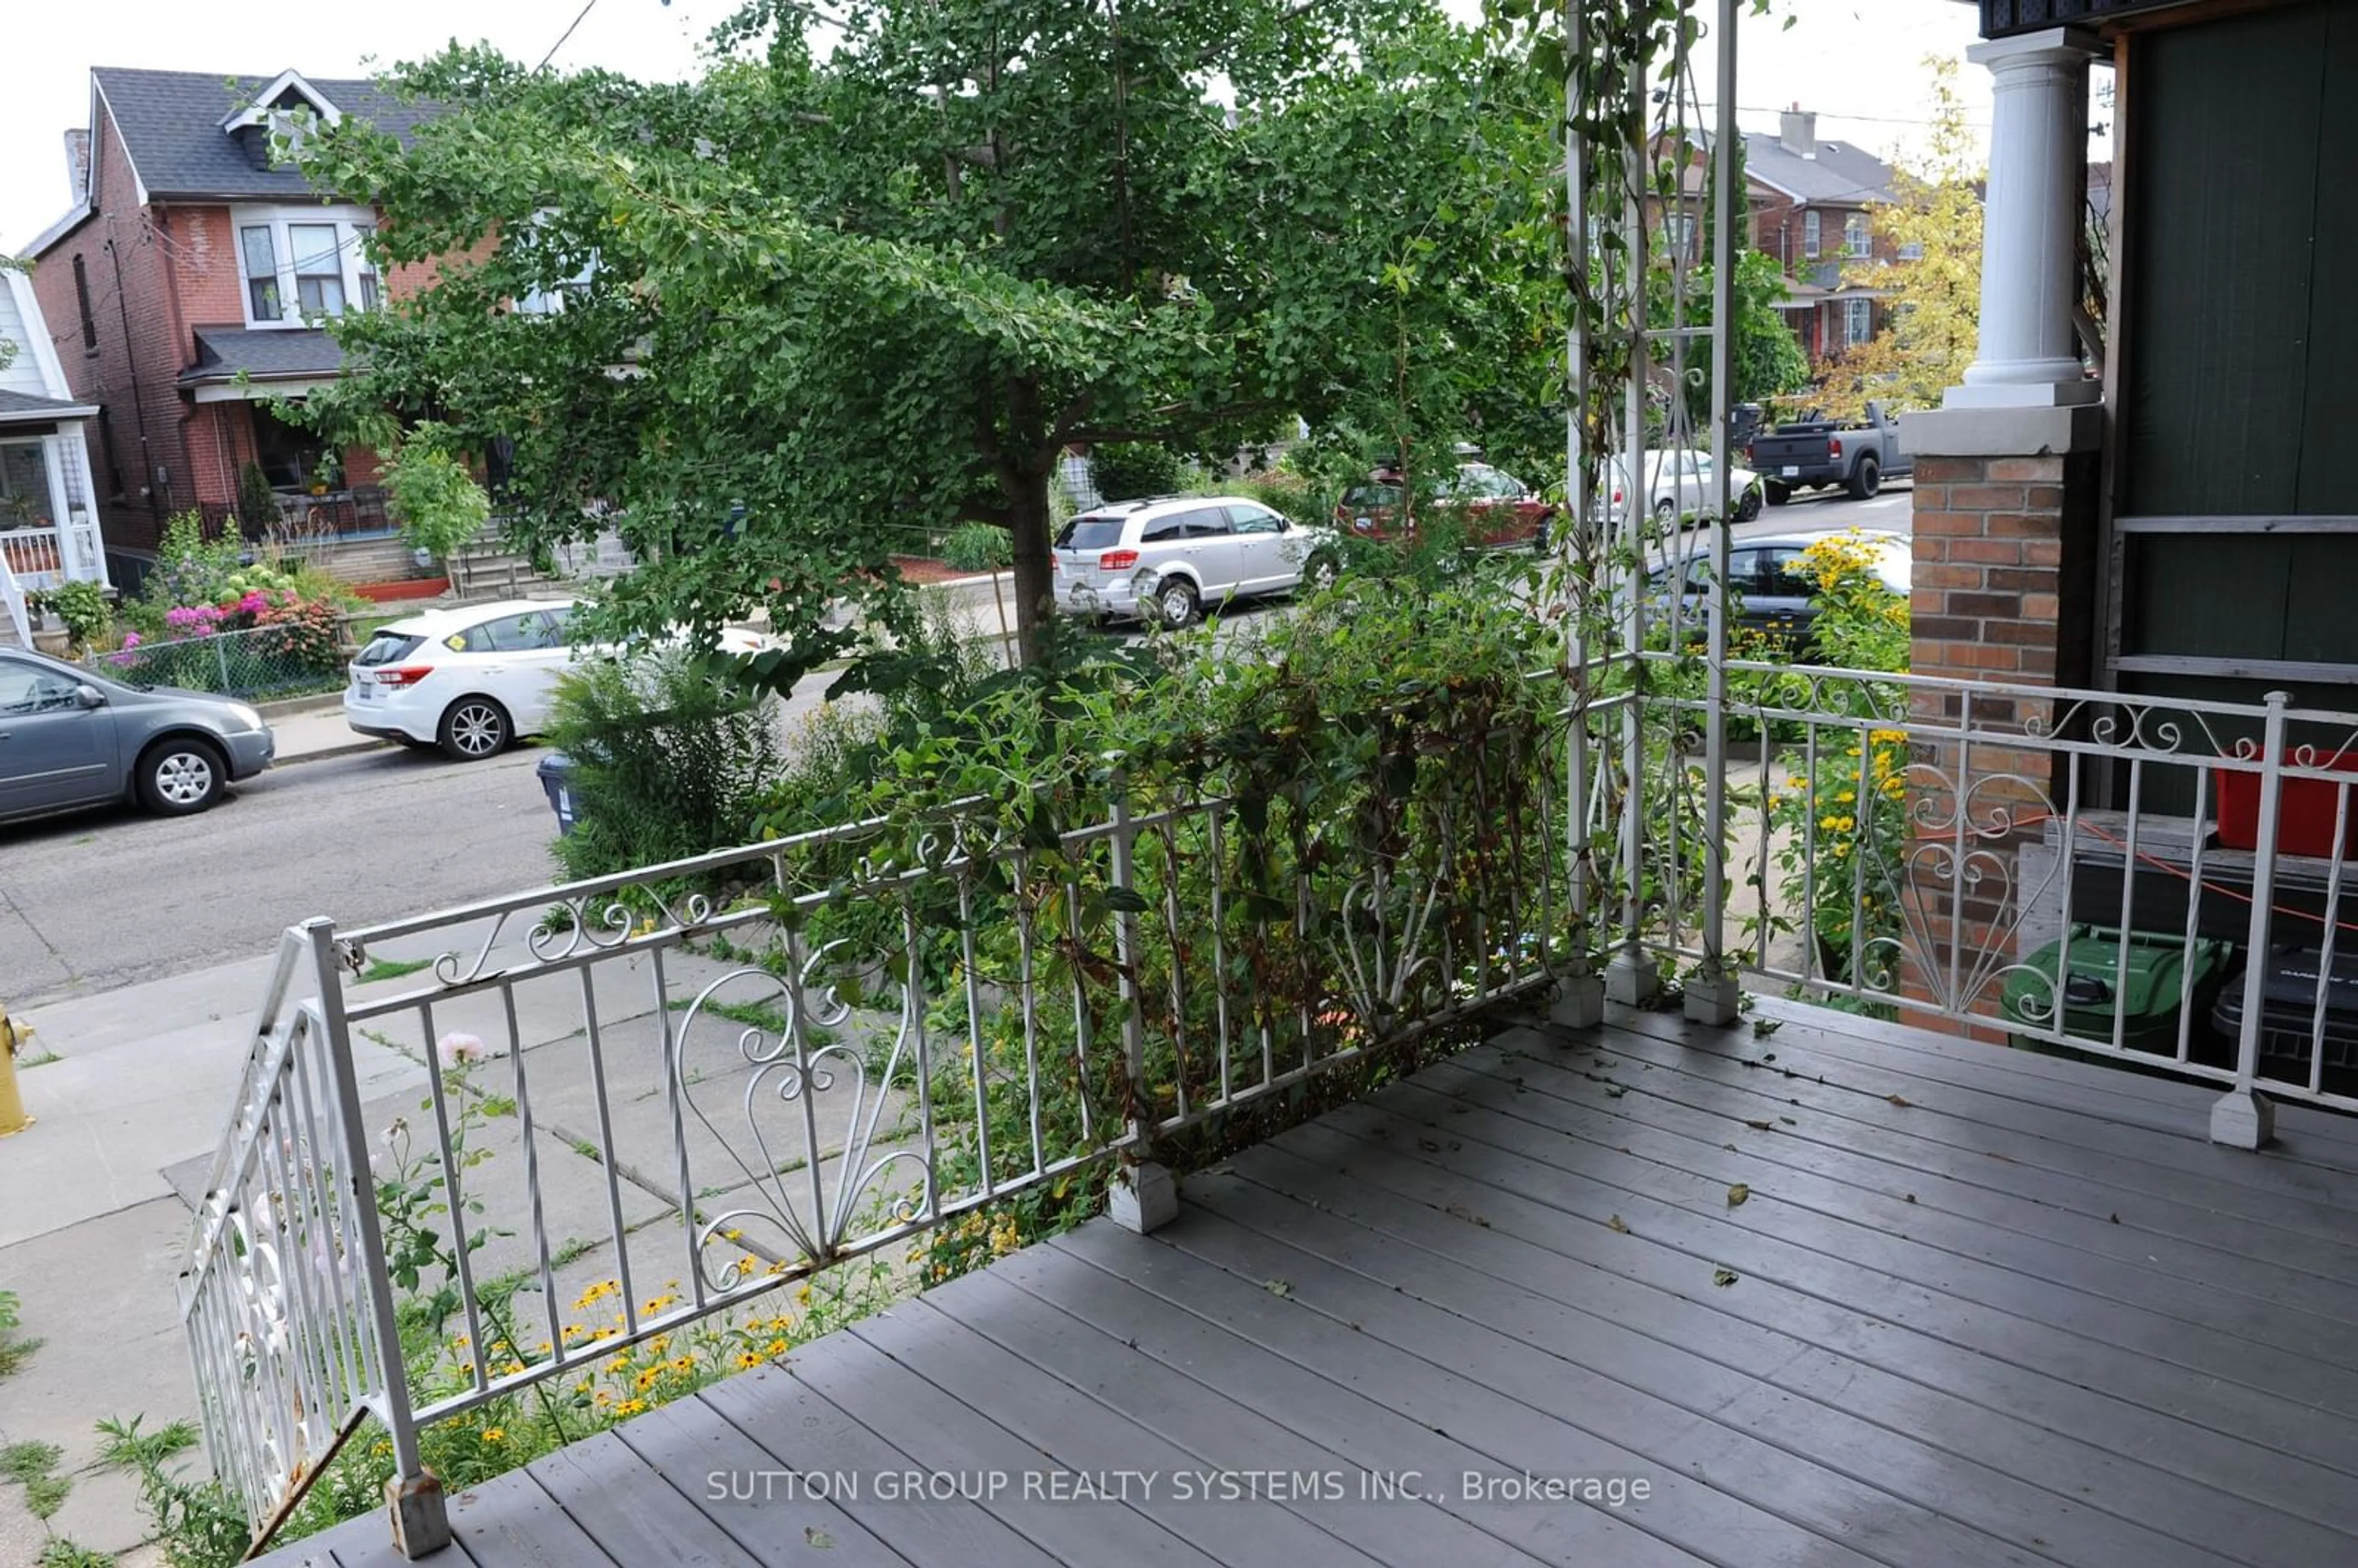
[
  {"xmin": 297, "ymin": 3, "xmax": 1535, "ymax": 669},
  {"xmin": 1821, "ymin": 55, "xmax": 1983, "ymax": 417}
]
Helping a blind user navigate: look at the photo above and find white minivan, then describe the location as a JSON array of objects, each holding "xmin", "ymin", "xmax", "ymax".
[{"xmin": 1051, "ymin": 496, "xmax": 1338, "ymax": 628}]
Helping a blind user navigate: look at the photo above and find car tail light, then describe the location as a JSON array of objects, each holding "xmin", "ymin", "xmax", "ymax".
[
  {"xmin": 372, "ymin": 665, "xmax": 435, "ymax": 688},
  {"xmin": 1051, "ymin": 555, "xmax": 1060, "ymax": 573},
  {"xmin": 1829, "ymin": 436, "xmax": 1844, "ymax": 459},
  {"xmin": 1611, "ymin": 487, "xmax": 1624, "ymax": 506},
  {"xmin": 1099, "ymin": 549, "xmax": 1140, "ymax": 571}
]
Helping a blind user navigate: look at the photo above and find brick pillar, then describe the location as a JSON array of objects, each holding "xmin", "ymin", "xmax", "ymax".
[{"xmin": 1893, "ymin": 406, "xmax": 2103, "ymax": 1031}]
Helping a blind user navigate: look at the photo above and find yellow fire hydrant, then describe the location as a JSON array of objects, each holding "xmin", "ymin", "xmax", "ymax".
[{"xmin": 0, "ymin": 1005, "xmax": 31, "ymax": 1136}]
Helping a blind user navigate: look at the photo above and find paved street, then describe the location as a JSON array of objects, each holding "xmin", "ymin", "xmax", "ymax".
[{"xmin": 0, "ymin": 742, "xmax": 559, "ymax": 1009}]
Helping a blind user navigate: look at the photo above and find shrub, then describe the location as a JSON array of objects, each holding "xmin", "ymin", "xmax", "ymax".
[
  {"xmin": 1086, "ymin": 441, "xmax": 1182, "ymax": 502},
  {"xmin": 40, "ymin": 580, "xmax": 110, "ymax": 651},
  {"xmin": 144, "ymin": 512, "xmax": 246, "ymax": 612},
  {"xmin": 545, "ymin": 650, "xmax": 784, "ymax": 881},
  {"xmin": 384, "ymin": 425, "xmax": 491, "ymax": 561},
  {"xmin": 236, "ymin": 461, "xmax": 279, "ymax": 537}
]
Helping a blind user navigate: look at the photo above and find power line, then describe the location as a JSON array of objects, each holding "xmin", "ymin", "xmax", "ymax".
[{"xmin": 538, "ymin": 0, "xmax": 604, "ymax": 72}]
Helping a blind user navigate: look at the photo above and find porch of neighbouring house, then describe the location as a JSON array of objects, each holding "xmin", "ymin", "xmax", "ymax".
[{"xmin": 260, "ymin": 993, "xmax": 2358, "ymax": 1568}]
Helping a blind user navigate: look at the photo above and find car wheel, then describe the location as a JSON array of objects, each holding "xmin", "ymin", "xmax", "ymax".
[
  {"xmin": 1735, "ymin": 486, "xmax": 1763, "ymax": 524},
  {"xmin": 1156, "ymin": 576, "xmax": 1199, "ymax": 630},
  {"xmin": 1847, "ymin": 454, "xmax": 1881, "ymax": 500},
  {"xmin": 138, "ymin": 736, "xmax": 226, "ymax": 816},
  {"xmin": 438, "ymin": 697, "xmax": 513, "ymax": 761},
  {"xmin": 1654, "ymin": 497, "xmax": 1677, "ymax": 529},
  {"xmin": 1764, "ymin": 482, "xmax": 1791, "ymax": 508}
]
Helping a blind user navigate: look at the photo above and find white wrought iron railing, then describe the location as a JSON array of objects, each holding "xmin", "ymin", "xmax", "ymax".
[
  {"xmin": 1625, "ymin": 653, "xmax": 2358, "ymax": 1133},
  {"xmin": 179, "ymin": 716, "xmax": 1572, "ymax": 1551}
]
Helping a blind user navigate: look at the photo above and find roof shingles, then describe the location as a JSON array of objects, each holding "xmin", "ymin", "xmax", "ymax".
[
  {"xmin": 92, "ymin": 66, "xmax": 433, "ymax": 203},
  {"xmin": 179, "ymin": 328, "xmax": 348, "ymax": 387}
]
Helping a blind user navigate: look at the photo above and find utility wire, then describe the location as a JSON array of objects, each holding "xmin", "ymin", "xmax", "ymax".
[{"xmin": 537, "ymin": 0, "xmax": 604, "ymax": 72}]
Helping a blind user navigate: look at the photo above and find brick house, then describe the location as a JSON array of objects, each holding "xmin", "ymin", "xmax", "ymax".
[
  {"xmin": 21, "ymin": 68, "xmax": 435, "ymax": 580},
  {"xmin": 1743, "ymin": 109, "xmax": 1904, "ymax": 373}
]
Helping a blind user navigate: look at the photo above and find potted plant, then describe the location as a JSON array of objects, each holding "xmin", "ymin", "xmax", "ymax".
[{"xmin": 22, "ymin": 592, "xmax": 71, "ymax": 656}]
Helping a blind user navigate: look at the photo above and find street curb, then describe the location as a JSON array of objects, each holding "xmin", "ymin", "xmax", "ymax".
[
  {"xmin": 257, "ymin": 691, "xmax": 345, "ymax": 719},
  {"xmin": 276, "ymin": 737, "xmax": 392, "ymax": 768}
]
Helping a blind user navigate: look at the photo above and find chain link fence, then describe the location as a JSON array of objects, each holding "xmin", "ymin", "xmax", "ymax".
[{"xmin": 85, "ymin": 619, "xmax": 349, "ymax": 701}]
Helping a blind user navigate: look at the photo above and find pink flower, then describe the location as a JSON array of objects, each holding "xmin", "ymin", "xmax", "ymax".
[
  {"xmin": 121, "ymin": 631, "xmax": 141, "ymax": 648},
  {"xmin": 435, "ymin": 1031, "xmax": 488, "ymax": 1070}
]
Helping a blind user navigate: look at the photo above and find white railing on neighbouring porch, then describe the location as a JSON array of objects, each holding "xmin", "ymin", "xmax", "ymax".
[
  {"xmin": 0, "ymin": 549, "xmax": 28, "ymax": 646},
  {"xmin": 0, "ymin": 513, "xmax": 107, "ymax": 595}
]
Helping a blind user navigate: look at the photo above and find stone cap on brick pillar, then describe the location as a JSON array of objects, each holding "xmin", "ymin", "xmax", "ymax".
[{"xmin": 1899, "ymin": 404, "xmax": 2102, "ymax": 459}]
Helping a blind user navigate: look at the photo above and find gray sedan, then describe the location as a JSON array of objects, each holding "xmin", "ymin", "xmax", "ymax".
[{"xmin": 0, "ymin": 648, "xmax": 275, "ymax": 824}]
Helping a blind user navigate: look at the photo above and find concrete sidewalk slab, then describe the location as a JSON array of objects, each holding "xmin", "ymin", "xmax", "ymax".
[{"xmin": 0, "ymin": 1194, "xmax": 194, "ymax": 1561}]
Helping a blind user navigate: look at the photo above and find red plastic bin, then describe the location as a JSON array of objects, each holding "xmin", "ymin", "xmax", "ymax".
[{"xmin": 2216, "ymin": 750, "xmax": 2358, "ymax": 860}]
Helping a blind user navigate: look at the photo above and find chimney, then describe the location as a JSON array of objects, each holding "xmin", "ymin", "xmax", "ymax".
[
  {"xmin": 63, "ymin": 128, "xmax": 91, "ymax": 201},
  {"xmin": 1778, "ymin": 106, "xmax": 1816, "ymax": 159}
]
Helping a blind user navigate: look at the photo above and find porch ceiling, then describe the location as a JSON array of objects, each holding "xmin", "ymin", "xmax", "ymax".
[{"xmin": 266, "ymin": 998, "xmax": 2358, "ymax": 1568}]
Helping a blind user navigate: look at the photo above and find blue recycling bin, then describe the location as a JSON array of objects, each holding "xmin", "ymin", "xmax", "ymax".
[{"xmin": 536, "ymin": 752, "xmax": 577, "ymax": 835}]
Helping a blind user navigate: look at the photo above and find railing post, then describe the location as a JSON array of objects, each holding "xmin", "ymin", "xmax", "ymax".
[
  {"xmin": 1684, "ymin": 0, "xmax": 1743, "ymax": 1027},
  {"xmin": 2214, "ymin": 691, "xmax": 2287, "ymax": 1149},
  {"xmin": 1554, "ymin": 0, "xmax": 1603, "ymax": 1031},
  {"xmin": 1104, "ymin": 778, "xmax": 1176, "ymax": 1233},
  {"xmin": 300, "ymin": 919, "xmax": 451, "ymax": 1555},
  {"xmin": 1605, "ymin": 53, "xmax": 1660, "ymax": 1009}
]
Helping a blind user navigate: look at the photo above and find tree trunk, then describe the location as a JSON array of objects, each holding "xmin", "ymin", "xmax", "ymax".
[{"xmin": 1007, "ymin": 470, "xmax": 1055, "ymax": 666}]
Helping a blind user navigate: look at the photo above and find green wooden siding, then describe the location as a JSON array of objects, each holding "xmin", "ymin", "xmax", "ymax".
[{"xmin": 2119, "ymin": 2, "xmax": 2358, "ymax": 719}]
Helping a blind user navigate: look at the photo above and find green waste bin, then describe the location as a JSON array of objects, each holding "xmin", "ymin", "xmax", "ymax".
[{"xmin": 2000, "ymin": 925, "xmax": 2233, "ymax": 1057}]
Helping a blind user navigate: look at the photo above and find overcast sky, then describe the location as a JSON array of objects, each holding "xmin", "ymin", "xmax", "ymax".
[{"xmin": 1, "ymin": 0, "xmax": 1994, "ymax": 254}]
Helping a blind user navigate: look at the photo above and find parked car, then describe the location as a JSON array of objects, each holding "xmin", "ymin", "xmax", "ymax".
[
  {"xmin": 0, "ymin": 646, "xmax": 274, "ymax": 823},
  {"xmin": 1606, "ymin": 449, "xmax": 1767, "ymax": 527},
  {"xmin": 344, "ymin": 598, "xmax": 780, "ymax": 761},
  {"xmin": 1053, "ymin": 496, "xmax": 1339, "ymax": 628},
  {"xmin": 1748, "ymin": 402, "xmax": 1912, "ymax": 503},
  {"xmin": 1648, "ymin": 529, "xmax": 1910, "ymax": 651},
  {"xmin": 1334, "ymin": 461, "xmax": 1556, "ymax": 551}
]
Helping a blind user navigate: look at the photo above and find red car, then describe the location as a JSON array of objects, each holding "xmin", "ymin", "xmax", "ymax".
[{"xmin": 1333, "ymin": 462, "xmax": 1556, "ymax": 550}]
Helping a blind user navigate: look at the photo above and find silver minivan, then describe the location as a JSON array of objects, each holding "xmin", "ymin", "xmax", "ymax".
[{"xmin": 1051, "ymin": 495, "xmax": 1337, "ymax": 627}]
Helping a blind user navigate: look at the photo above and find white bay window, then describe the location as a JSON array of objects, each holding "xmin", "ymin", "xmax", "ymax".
[{"xmin": 233, "ymin": 206, "xmax": 379, "ymax": 327}]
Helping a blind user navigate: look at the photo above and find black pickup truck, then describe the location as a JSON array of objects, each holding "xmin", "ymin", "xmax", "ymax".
[{"xmin": 1746, "ymin": 402, "xmax": 1910, "ymax": 504}]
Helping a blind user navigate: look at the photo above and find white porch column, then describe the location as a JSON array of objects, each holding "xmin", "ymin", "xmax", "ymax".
[{"xmin": 1947, "ymin": 27, "xmax": 2104, "ymax": 409}]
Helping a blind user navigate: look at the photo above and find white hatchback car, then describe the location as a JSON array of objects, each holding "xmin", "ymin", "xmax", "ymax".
[
  {"xmin": 345, "ymin": 599, "xmax": 782, "ymax": 760},
  {"xmin": 1052, "ymin": 495, "xmax": 1339, "ymax": 627},
  {"xmin": 345, "ymin": 599, "xmax": 582, "ymax": 760}
]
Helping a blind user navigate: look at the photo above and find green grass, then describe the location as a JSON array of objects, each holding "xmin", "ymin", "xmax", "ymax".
[
  {"xmin": 39, "ymin": 1539, "xmax": 114, "ymax": 1568},
  {"xmin": 357, "ymin": 956, "xmax": 435, "ymax": 985},
  {"xmin": 15, "ymin": 1049, "xmax": 60, "ymax": 1069},
  {"xmin": 24, "ymin": 1474, "xmax": 69, "ymax": 1518},
  {"xmin": 0, "ymin": 1334, "xmax": 42, "ymax": 1378},
  {"xmin": 93, "ymin": 1416, "xmax": 196, "ymax": 1470},
  {"xmin": 477, "ymin": 1094, "xmax": 519, "ymax": 1118},
  {"xmin": 0, "ymin": 1440, "xmax": 60, "ymax": 1483}
]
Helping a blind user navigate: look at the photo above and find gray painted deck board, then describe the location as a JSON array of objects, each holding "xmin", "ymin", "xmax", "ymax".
[
  {"xmin": 256, "ymin": 1006, "xmax": 2358, "ymax": 1568},
  {"xmin": 1560, "ymin": 1015, "xmax": 2358, "ymax": 1276}
]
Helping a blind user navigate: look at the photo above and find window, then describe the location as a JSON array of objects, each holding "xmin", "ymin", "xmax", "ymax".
[
  {"xmin": 1663, "ymin": 213, "xmax": 1697, "ymax": 262},
  {"xmin": 515, "ymin": 213, "xmax": 598, "ymax": 316},
  {"xmin": 1844, "ymin": 212, "xmax": 1870, "ymax": 258},
  {"xmin": 1181, "ymin": 508, "xmax": 1232, "ymax": 538},
  {"xmin": 232, "ymin": 206, "xmax": 379, "ymax": 328},
  {"xmin": 291, "ymin": 224, "xmax": 345, "ymax": 316},
  {"xmin": 351, "ymin": 221, "xmax": 379, "ymax": 311},
  {"xmin": 1228, "ymin": 505, "xmax": 1284, "ymax": 535},
  {"xmin": 1140, "ymin": 515, "xmax": 1186, "ymax": 543},
  {"xmin": 71, "ymin": 255, "xmax": 96, "ymax": 350},
  {"xmin": 1897, "ymin": 241, "xmax": 1924, "ymax": 262},
  {"xmin": 241, "ymin": 225, "xmax": 282, "ymax": 320},
  {"xmin": 475, "ymin": 611, "xmax": 564, "ymax": 652},
  {"xmin": 1802, "ymin": 209, "xmax": 1821, "ymax": 259},
  {"xmin": 1845, "ymin": 297, "xmax": 1874, "ymax": 347},
  {"xmin": 251, "ymin": 405, "xmax": 328, "ymax": 491},
  {"xmin": 0, "ymin": 658, "xmax": 81, "ymax": 716}
]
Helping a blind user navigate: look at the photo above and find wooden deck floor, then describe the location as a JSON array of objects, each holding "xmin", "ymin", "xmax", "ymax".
[{"xmin": 268, "ymin": 998, "xmax": 2358, "ymax": 1568}]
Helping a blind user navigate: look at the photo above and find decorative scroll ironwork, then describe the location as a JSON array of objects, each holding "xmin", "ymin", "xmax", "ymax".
[{"xmin": 673, "ymin": 936, "xmax": 934, "ymax": 1287}]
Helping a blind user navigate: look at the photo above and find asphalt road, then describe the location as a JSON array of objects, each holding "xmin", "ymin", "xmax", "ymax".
[
  {"xmin": 0, "ymin": 487, "xmax": 1913, "ymax": 1009},
  {"xmin": 1, "ymin": 743, "xmax": 559, "ymax": 1008}
]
